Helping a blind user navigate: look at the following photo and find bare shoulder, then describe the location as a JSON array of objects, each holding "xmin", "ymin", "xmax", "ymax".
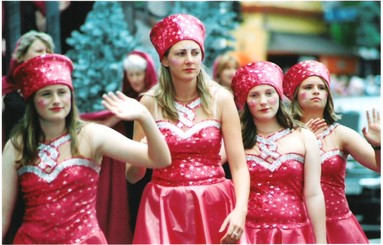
[
  {"xmin": 335, "ymin": 123, "xmax": 353, "ymax": 134},
  {"xmin": 139, "ymin": 94, "xmax": 156, "ymax": 113},
  {"xmin": 213, "ymin": 84, "xmax": 233, "ymax": 101},
  {"xmin": 300, "ymin": 127, "xmax": 318, "ymax": 142}
]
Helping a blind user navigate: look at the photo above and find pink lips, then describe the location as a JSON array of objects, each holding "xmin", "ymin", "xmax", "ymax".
[{"xmin": 50, "ymin": 107, "xmax": 62, "ymax": 112}]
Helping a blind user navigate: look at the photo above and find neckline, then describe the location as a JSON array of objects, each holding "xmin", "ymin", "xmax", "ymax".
[
  {"xmin": 175, "ymin": 95, "xmax": 200, "ymax": 105},
  {"xmin": 257, "ymin": 128, "xmax": 290, "ymax": 140},
  {"xmin": 40, "ymin": 133, "xmax": 70, "ymax": 145}
]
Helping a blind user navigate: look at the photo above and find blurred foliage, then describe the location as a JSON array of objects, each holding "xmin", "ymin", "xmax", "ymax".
[
  {"xmin": 170, "ymin": 1, "xmax": 240, "ymax": 68},
  {"xmin": 323, "ymin": 1, "xmax": 380, "ymax": 49},
  {"xmin": 65, "ymin": 1, "xmax": 140, "ymax": 113}
]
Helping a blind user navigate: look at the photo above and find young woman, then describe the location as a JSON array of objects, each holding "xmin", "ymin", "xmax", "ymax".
[
  {"xmin": 231, "ymin": 61, "xmax": 327, "ymax": 244},
  {"xmin": 125, "ymin": 14, "xmax": 250, "ymax": 244},
  {"xmin": 2, "ymin": 54, "xmax": 171, "ymax": 244},
  {"xmin": 283, "ymin": 60, "xmax": 380, "ymax": 243}
]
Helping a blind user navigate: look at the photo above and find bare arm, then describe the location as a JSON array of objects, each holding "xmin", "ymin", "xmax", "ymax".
[
  {"xmin": 340, "ymin": 123, "xmax": 380, "ymax": 173},
  {"xmin": 218, "ymin": 89, "xmax": 250, "ymax": 244},
  {"xmin": 302, "ymin": 128, "xmax": 327, "ymax": 244},
  {"xmin": 105, "ymin": 93, "xmax": 157, "ymax": 183},
  {"xmin": 90, "ymin": 91, "xmax": 171, "ymax": 170},
  {"xmin": 2, "ymin": 141, "xmax": 20, "ymax": 239},
  {"xmin": 125, "ymin": 120, "xmax": 149, "ymax": 183}
]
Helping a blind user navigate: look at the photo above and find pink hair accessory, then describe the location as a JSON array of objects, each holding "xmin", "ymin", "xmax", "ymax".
[
  {"xmin": 283, "ymin": 60, "xmax": 330, "ymax": 100},
  {"xmin": 231, "ymin": 61, "xmax": 284, "ymax": 110},
  {"xmin": 150, "ymin": 14, "xmax": 206, "ymax": 61},
  {"xmin": 14, "ymin": 54, "xmax": 73, "ymax": 100}
]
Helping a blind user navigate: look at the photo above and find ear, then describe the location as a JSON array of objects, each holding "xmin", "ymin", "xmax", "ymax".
[{"xmin": 161, "ymin": 57, "xmax": 169, "ymax": 67}]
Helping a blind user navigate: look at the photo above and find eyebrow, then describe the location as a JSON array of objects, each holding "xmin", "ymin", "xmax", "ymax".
[{"xmin": 174, "ymin": 47, "xmax": 200, "ymax": 52}]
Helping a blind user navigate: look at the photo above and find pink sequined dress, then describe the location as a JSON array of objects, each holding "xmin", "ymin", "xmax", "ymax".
[
  {"xmin": 13, "ymin": 134, "xmax": 107, "ymax": 244},
  {"xmin": 245, "ymin": 129, "xmax": 316, "ymax": 244},
  {"xmin": 318, "ymin": 123, "xmax": 368, "ymax": 244},
  {"xmin": 133, "ymin": 97, "xmax": 236, "ymax": 244}
]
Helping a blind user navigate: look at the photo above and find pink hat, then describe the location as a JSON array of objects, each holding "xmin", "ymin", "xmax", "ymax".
[
  {"xmin": 14, "ymin": 54, "xmax": 73, "ymax": 100},
  {"xmin": 231, "ymin": 61, "xmax": 284, "ymax": 110},
  {"xmin": 150, "ymin": 14, "xmax": 206, "ymax": 61},
  {"xmin": 283, "ymin": 60, "xmax": 330, "ymax": 100}
]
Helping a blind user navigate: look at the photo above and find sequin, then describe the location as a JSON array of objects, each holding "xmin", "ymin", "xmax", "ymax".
[
  {"xmin": 150, "ymin": 14, "xmax": 206, "ymax": 61},
  {"xmin": 13, "ymin": 54, "xmax": 73, "ymax": 100},
  {"xmin": 245, "ymin": 129, "xmax": 311, "ymax": 233},
  {"xmin": 15, "ymin": 134, "xmax": 103, "ymax": 243}
]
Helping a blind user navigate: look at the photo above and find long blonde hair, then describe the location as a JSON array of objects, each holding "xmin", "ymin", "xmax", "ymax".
[{"xmin": 151, "ymin": 64, "xmax": 214, "ymax": 121}]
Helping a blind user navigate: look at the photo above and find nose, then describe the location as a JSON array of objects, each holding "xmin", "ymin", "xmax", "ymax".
[
  {"xmin": 313, "ymin": 86, "xmax": 320, "ymax": 94},
  {"xmin": 185, "ymin": 52, "xmax": 194, "ymax": 63},
  {"xmin": 52, "ymin": 93, "xmax": 61, "ymax": 103},
  {"xmin": 259, "ymin": 94, "xmax": 268, "ymax": 104}
]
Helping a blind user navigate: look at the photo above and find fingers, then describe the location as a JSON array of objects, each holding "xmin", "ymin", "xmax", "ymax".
[
  {"xmin": 102, "ymin": 92, "xmax": 122, "ymax": 113},
  {"xmin": 116, "ymin": 91, "xmax": 128, "ymax": 100},
  {"xmin": 366, "ymin": 110, "xmax": 371, "ymax": 126}
]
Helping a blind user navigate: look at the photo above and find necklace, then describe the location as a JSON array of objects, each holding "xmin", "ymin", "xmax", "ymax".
[{"xmin": 174, "ymin": 94, "xmax": 199, "ymax": 103}]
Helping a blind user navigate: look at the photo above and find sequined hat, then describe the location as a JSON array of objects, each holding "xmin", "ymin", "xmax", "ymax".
[
  {"xmin": 14, "ymin": 54, "xmax": 73, "ymax": 100},
  {"xmin": 283, "ymin": 60, "xmax": 330, "ymax": 100},
  {"xmin": 150, "ymin": 14, "xmax": 206, "ymax": 61},
  {"xmin": 231, "ymin": 61, "xmax": 284, "ymax": 110}
]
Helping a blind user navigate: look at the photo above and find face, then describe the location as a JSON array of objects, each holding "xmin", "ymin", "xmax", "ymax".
[
  {"xmin": 162, "ymin": 40, "xmax": 202, "ymax": 82},
  {"xmin": 246, "ymin": 84, "xmax": 279, "ymax": 122},
  {"xmin": 297, "ymin": 76, "xmax": 328, "ymax": 111},
  {"xmin": 126, "ymin": 69, "xmax": 146, "ymax": 93},
  {"xmin": 34, "ymin": 84, "xmax": 72, "ymax": 122},
  {"xmin": 219, "ymin": 60, "xmax": 238, "ymax": 88},
  {"xmin": 23, "ymin": 39, "xmax": 51, "ymax": 62}
]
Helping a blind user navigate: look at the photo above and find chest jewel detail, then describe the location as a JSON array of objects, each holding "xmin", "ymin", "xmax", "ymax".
[
  {"xmin": 256, "ymin": 128, "xmax": 291, "ymax": 162},
  {"xmin": 175, "ymin": 97, "xmax": 201, "ymax": 128},
  {"xmin": 37, "ymin": 134, "xmax": 70, "ymax": 172}
]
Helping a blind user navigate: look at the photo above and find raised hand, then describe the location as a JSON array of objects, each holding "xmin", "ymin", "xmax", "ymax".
[
  {"xmin": 102, "ymin": 91, "xmax": 147, "ymax": 122},
  {"xmin": 362, "ymin": 108, "xmax": 381, "ymax": 147}
]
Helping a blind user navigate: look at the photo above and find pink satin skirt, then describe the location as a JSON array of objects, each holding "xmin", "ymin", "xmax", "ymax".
[{"xmin": 133, "ymin": 179, "xmax": 241, "ymax": 244}]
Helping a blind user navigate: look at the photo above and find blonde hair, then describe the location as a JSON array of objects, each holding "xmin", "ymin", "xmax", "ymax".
[
  {"xmin": 152, "ymin": 64, "xmax": 213, "ymax": 121},
  {"xmin": 213, "ymin": 53, "xmax": 240, "ymax": 83},
  {"xmin": 13, "ymin": 30, "xmax": 55, "ymax": 63}
]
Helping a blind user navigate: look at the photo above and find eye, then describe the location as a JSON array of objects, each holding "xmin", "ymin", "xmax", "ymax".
[
  {"xmin": 319, "ymin": 85, "xmax": 326, "ymax": 90},
  {"xmin": 176, "ymin": 51, "xmax": 186, "ymax": 56},
  {"xmin": 303, "ymin": 85, "xmax": 313, "ymax": 90},
  {"xmin": 38, "ymin": 90, "xmax": 51, "ymax": 97},
  {"xmin": 192, "ymin": 50, "xmax": 200, "ymax": 56}
]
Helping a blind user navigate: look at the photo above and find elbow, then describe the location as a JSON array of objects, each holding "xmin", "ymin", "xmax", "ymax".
[
  {"xmin": 162, "ymin": 155, "xmax": 172, "ymax": 168},
  {"xmin": 125, "ymin": 164, "xmax": 146, "ymax": 184},
  {"xmin": 153, "ymin": 153, "xmax": 171, "ymax": 169}
]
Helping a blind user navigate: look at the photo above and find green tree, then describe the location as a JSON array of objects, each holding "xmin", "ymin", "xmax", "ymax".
[{"xmin": 66, "ymin": 1, "xmax": 139, "ymax": 113}]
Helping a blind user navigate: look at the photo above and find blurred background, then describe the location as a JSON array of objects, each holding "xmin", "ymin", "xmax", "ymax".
[{"xmin": 2, "ymin": 1, "xmax": 381, "ymax": 242}]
